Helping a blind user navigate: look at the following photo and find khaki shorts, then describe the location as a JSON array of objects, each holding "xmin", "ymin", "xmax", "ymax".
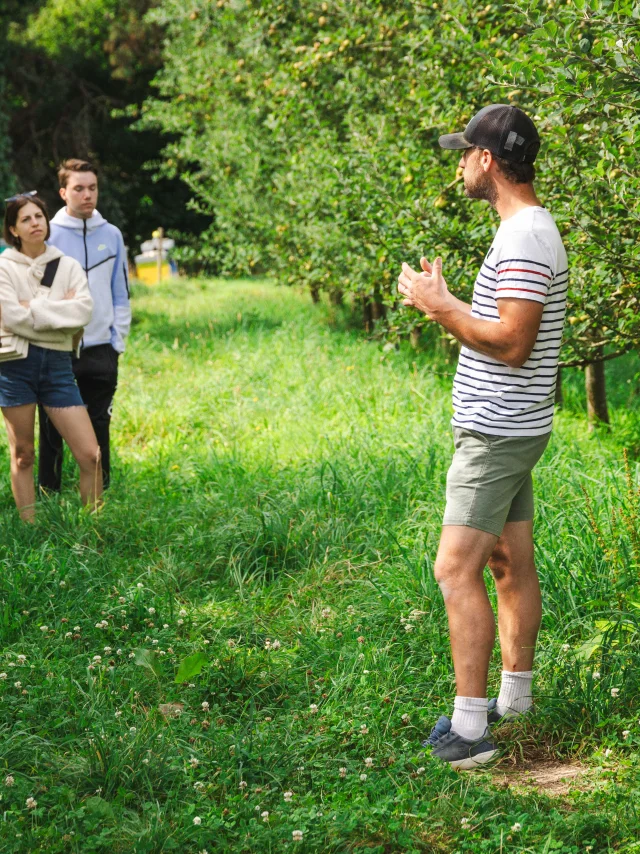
[{"xmin": 443, "ymin": 427, "xmax": 551, "ymax": 537}]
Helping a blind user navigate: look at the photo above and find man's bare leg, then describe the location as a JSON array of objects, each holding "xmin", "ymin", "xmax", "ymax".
[
  {"xmin": 488, "ymin": 520, "xmax": 540, "ymax": 717},
  {"xmin": 489, "ymin": 520, "xmax": 541, "ymax": 672},
  {"xmin": 434, "ymin": 525, "xmax": 499, "ymax": 697}
]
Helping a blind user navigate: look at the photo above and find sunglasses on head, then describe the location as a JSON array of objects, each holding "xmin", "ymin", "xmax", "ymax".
[{"xmin": 4, "ymin": 190, "xmax": 38, "ymax": 204}]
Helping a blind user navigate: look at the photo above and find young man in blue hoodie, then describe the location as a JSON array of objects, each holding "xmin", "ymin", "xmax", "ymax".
[{"xmin": 39, "ymin": 158, "xmax": 131, "ymax": 491}]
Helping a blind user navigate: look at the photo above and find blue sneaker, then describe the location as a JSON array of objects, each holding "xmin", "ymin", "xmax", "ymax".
[
  {"xmin": 424, "ymin": 715, "xmax": 498, "ymax": 771},
  {"xmin": 488, "ymin": 698, "xmax": 532, "ymax": 724}
]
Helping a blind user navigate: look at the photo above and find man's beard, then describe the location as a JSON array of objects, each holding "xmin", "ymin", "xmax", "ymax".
[{"xmin": 463, "ymin": 169, "xmax": 498, "ymax": 207}]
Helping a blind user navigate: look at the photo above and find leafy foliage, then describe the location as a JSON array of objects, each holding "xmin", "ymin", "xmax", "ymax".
[{"xmin": 140, "ymin": 0, "xmax": 640, "ymax": 365}]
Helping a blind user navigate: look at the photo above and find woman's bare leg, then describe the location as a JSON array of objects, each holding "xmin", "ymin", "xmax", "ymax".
[
  {"xmin": 2, "ymin": 404, "xmax": 37, "ymax": 522},
  {"xmin": 43, "ymin": 405, "xmax": 103, "ymax": 509}
]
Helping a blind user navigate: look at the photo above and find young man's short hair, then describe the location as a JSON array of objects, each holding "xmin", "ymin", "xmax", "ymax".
[{"xmin": 58, "ymin": 159, "xmax": 98, "ymax": 189}]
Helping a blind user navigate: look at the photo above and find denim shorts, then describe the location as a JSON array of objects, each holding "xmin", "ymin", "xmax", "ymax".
[
  {"xmin": 0, "ymin": 344, "xmax": 85, "ymax": 409},
  {"xmin": 443, "ymin": 427, "xmax": 551, "ymax": 537}
]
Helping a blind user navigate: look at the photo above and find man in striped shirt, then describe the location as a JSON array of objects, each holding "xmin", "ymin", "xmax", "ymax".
[{"xmin": 398, "ymin": 105, "xmax": 568, "ymax": 770}]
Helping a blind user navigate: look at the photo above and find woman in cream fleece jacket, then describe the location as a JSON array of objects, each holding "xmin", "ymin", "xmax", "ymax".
[{"xmin": 0, "ymin": 194, "xmax": 102, "ymax": 520}]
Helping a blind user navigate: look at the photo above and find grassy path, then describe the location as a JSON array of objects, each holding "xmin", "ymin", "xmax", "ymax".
[{"xmin": 0, "ymin": 279, "xmax": 638, "ymax": 853}]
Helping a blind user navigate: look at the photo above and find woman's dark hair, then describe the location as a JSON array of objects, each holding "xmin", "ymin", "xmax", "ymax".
[
  {"xmin": 3, "ymin": 194, "xmax": 51, "ymax": 248},
  {"xmin": 493, "ymin": 155, "xmax": 536, "ymax": 184}
]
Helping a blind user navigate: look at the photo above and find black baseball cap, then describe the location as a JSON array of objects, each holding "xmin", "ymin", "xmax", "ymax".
[{"xmin": 439, "ymin": 104, "xmax": 540, "ymax": 164}]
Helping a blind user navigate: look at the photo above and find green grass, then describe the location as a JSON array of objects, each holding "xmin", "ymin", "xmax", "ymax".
[{"xmin": 0, "ymin": 278, "xmax": 638, "ymax": 853}]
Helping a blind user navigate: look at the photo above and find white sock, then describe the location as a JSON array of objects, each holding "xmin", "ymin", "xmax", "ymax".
[
  {"xmin": 496, "ymin": 670, "xmax": 533, "ymax": 718},
  {"xmin": 451, "ymin": 696, "xmax": 488, "ymax": 740}
]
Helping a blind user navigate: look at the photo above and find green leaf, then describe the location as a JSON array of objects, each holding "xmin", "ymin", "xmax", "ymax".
[
  {"xmin": 134, "ymin": 648, "xmax": 163, "ymax": 678},
  {"xmin": 175, "ymin": 652, "xmax": 208, "ymax": 684},
  {"xmin": 575, "ymin": 633, "xmax": 603, "ymax": 661}
]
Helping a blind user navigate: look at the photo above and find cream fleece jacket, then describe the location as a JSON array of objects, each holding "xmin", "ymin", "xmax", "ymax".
[{"xmin": 0, "ymin": 245, "xmax": 93, "ymax": 351}]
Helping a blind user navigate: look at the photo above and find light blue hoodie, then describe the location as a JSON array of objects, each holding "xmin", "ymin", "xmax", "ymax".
[{"xmin": 48, "ymin": 208, "xmax": 131, "ymax": 353}]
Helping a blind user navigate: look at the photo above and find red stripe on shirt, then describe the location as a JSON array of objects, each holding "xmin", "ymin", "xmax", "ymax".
[
  {"xmin": 496, "ymin": 286, "xmax": 546, "ymax": 296},
  {"xmin": 497, "ymin": 267, "xmax": 552, "ymax": 279}
]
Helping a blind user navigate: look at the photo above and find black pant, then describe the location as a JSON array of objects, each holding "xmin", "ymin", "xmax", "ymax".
[{"xmin": 38, "ymin": 344, "xmax": 119, "ymax": 492}]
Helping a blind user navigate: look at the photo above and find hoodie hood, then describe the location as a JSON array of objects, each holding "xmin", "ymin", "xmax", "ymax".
[
  {"xmin": 50, "ymin": 208, "xmax": 108, "ymax": 232},
  {"xmin": 1, "ymin": 245, "xmax": 64, "ymax": 267}
]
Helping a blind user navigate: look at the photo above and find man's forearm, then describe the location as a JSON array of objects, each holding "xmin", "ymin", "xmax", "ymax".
[{"xmin": 430, "ymin": 297, "xmax": 517, "ymax": 366}]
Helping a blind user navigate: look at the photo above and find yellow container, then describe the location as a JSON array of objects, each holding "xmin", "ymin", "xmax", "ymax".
[{"xmin": 135, "ymin": 260, "xmax": 172, "ymax": 285}]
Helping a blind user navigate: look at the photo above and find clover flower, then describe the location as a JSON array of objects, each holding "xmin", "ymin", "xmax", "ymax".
[
  {"xmin": 321, "ymin": 608, "xmax": 331, "ymax": 619},
  {"xmin": 339, "ymin": 767, "xmax": 347, "ymax": 778},
  {"xmin": 622, "ymin": 730, "xmax": 631, "ymax": 739},
  {"xmin": 26, "ymin": 797, "xmax": 37, "ymax": 810},
  {"xmin": 360, "ymin": 773, "xmax": 367, "ymax": 781},
  {"xmin": 401, "ymin": 713, "xmax": 410, "ymax": 724},
  {"xmin": 292, "ymin": 830, "xmax": 303, "ymax": 842},
  {"xmin": 611, "ymin": 687, "xmax": 620, "ymax": 698},
  {"xmin": 511, "ymin": 822, "xmax": 522, "ymax": 832},
  {"xmin": 202, "ymin": 701, "xmax": 210, "ymax": 712},
  {"xmin": 261, "ymin": 811, "xmax": 269, "ymax": 822},
  {"xmin": 40, "ymin": 626, "xmax": 48, "ymax": 632},
  {"xmin": 193, "ymin": 816, "xmax": 201, "ymax": 825},
  {"xmin": 364, "ymin": 757, "xmax": 373, "ymax": 768},
  {"xmin": 360, "ymin": 724, "xmax": 368, "ymax": 734},
  {"xmin": 148, "ymin": 608, "xmax": 156, "ymax": 615},
  {"xmin": 239, "ymin": 781, "xmax": 247, "ymax": 789},
  {"xmin": 5, "ymin": 775, "xmax": 14, "ymax": 786},
  {"xmin": 0, "ymin": 673, "xmax": 7, "ymax": 680},
  {"xmin": 309, "ymin": 703, "xmax": 319, "ymax": 714},
  {"xmin": 189, "ymin": 757, "xmax": 200, "ymax": 768},
  {"xmin": 592, "ymin": 671, "xmax": 601, "ymax": 680},
  {"xmin": 284, "ymin": 791, "xmax": 293, "ymax": 802},
  {"xmin": 561, "ymin": 643, "xmax": 570, "ymax": 652}
]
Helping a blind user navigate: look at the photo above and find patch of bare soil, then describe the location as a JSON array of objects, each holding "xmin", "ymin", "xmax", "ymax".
[{"xmin": 494, "ymin": 759, "xmax": 593, "ymax": 796}]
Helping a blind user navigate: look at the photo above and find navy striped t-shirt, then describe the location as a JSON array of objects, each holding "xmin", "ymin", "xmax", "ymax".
[{"xmin": 452, "ymin": 206, "xmax": 568, "ymax": 437}]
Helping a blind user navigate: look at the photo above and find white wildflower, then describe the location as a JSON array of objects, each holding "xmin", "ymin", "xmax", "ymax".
[
  {"xmin": 179, "ymin": 608, "xmax": 187, "ymax": 617},
  {"xmin": 360, "ymin": 773, "xmax": 367, "ymax": 781},
  {"xmin": 148, "ymin": 607, "xmax": 156, "ymax": 615},
  {"xmin": 284, "ymin": 790, "xmax": 293, "ymax": 802},
  {"xmin": 193, "ymin": 816, "xmax": 201, "ymax": 826},
  {"xmin": 292, "ymin": 830, "xmax": 303, "ymax": 842},
  {"xmin": 592, "ymin": 671, "xmax": 601, "ymax": 680},
  {"xmin": 511, "ymin": 822, "xmax": 522, "ymax": 832},
  {"xmin": 115, "ymin": 711, "xmax": 122, "ymax": 718},
  {"xmin": 271, "ymin": 639, "xmax": 281, "ymax": 650},
  {"xmin": 73, "ymin": 626, "xmax": 81, "ymax": 632},
  {"xmin": 611, "ymin": 687, "xmax": 620, "ymax": 698},
  {"xmin": 129, "ymin": 727, "xmax": 137, "ymax": 735},
  {"xmin": 339, "ymin": 767, "xmax": 347, "ymax": 778},
  {"xmin": 261, "ymin": 810, "xmax": 269, "ymax": 822},
  {"xmin": 364, "ymin": 757, "xmax": 373, "ymax": 768},
  {"xmin": 5, "ymin": 775, "xmax": 15, "ymax": 786},
  {"xmin": 65, "ymin": 632, "xmax": 72, "ymax": 639},
  {"xmin": 604, "ymin": 748, "xmax": 612, "ymax": 758},
  {"xmin": 239, "ymin": 781, "xmax": 247, "ymax": 789},
  {"xmin": 26, "ymin": 797, "xmax": 37, "ymax": 809},
  {"xmin": 416, "ymin": 767, "xmax": 425, "ymax": 775},
  {"xmin": 622, "ymin": 730, "xmax": 631, "ymax": 739},
  {"xmin": 14, "ymin": 681, "xmax": 21, "ymax": 689},
  {"xmin": 309, "ymin": 703, "xmax": 319, "ymax": 714},
  {"xmin": 189, "ymin": 757, "xmax": 199, "ymax": 768},
  {"xmin": 360, "ymin": 724, "xmax": 368, "ymax": 734},
  {"xmin": 401, "ymin": 713, "xmax": 410, "ymax": 724},
  {"xmin": 201, "ymin": 701, "xmax": 210, "ymax": 712},
  {"xmin": 561, "ymin": 643, "xmax": 570, "ymax": 652},
  {"xmin": 321, "ymin": 608, "xmax": 331, "ymax": 619},
  {"xmin": 137, "ymin": 583, "xmax": 144, "ymax": 589},
  {"xmin": 17, "ymin": 655, "xmax": 26, "ymax": 663},
  {"xmin": 40, "ymin": 626, "xmax": 48, "ymax": 632},
  {"xmin": 0, "ymin": 673, "xmax": 6, "ymax": 680}
]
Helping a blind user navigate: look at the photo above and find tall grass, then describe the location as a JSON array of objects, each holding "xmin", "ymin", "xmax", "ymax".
[{"xmin": 0, "ymin": 278, "xmax": 638, "ymax": 853}]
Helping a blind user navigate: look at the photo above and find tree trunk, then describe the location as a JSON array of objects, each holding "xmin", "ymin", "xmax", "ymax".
[
  {"xmin": 554, "ymin": 366, "xmax": 563, "ymax": 408},
  {"xmin": 310, "ymin": 285, "xmax": 320, "ymax": 304},
  {"xmin": 329, "ymin": 289, "xmax": 343, "ymax": 306},
  {"xmin": 367, "ymin": 285, "xmax": 384, "ymax": 322},
  {"xmin": 362, "ymin": 297, "xmax": 373, "ymax": 333},
  {"xmin": 585, "ymin": 356, "xmax": 609, "ymax": 430}
]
